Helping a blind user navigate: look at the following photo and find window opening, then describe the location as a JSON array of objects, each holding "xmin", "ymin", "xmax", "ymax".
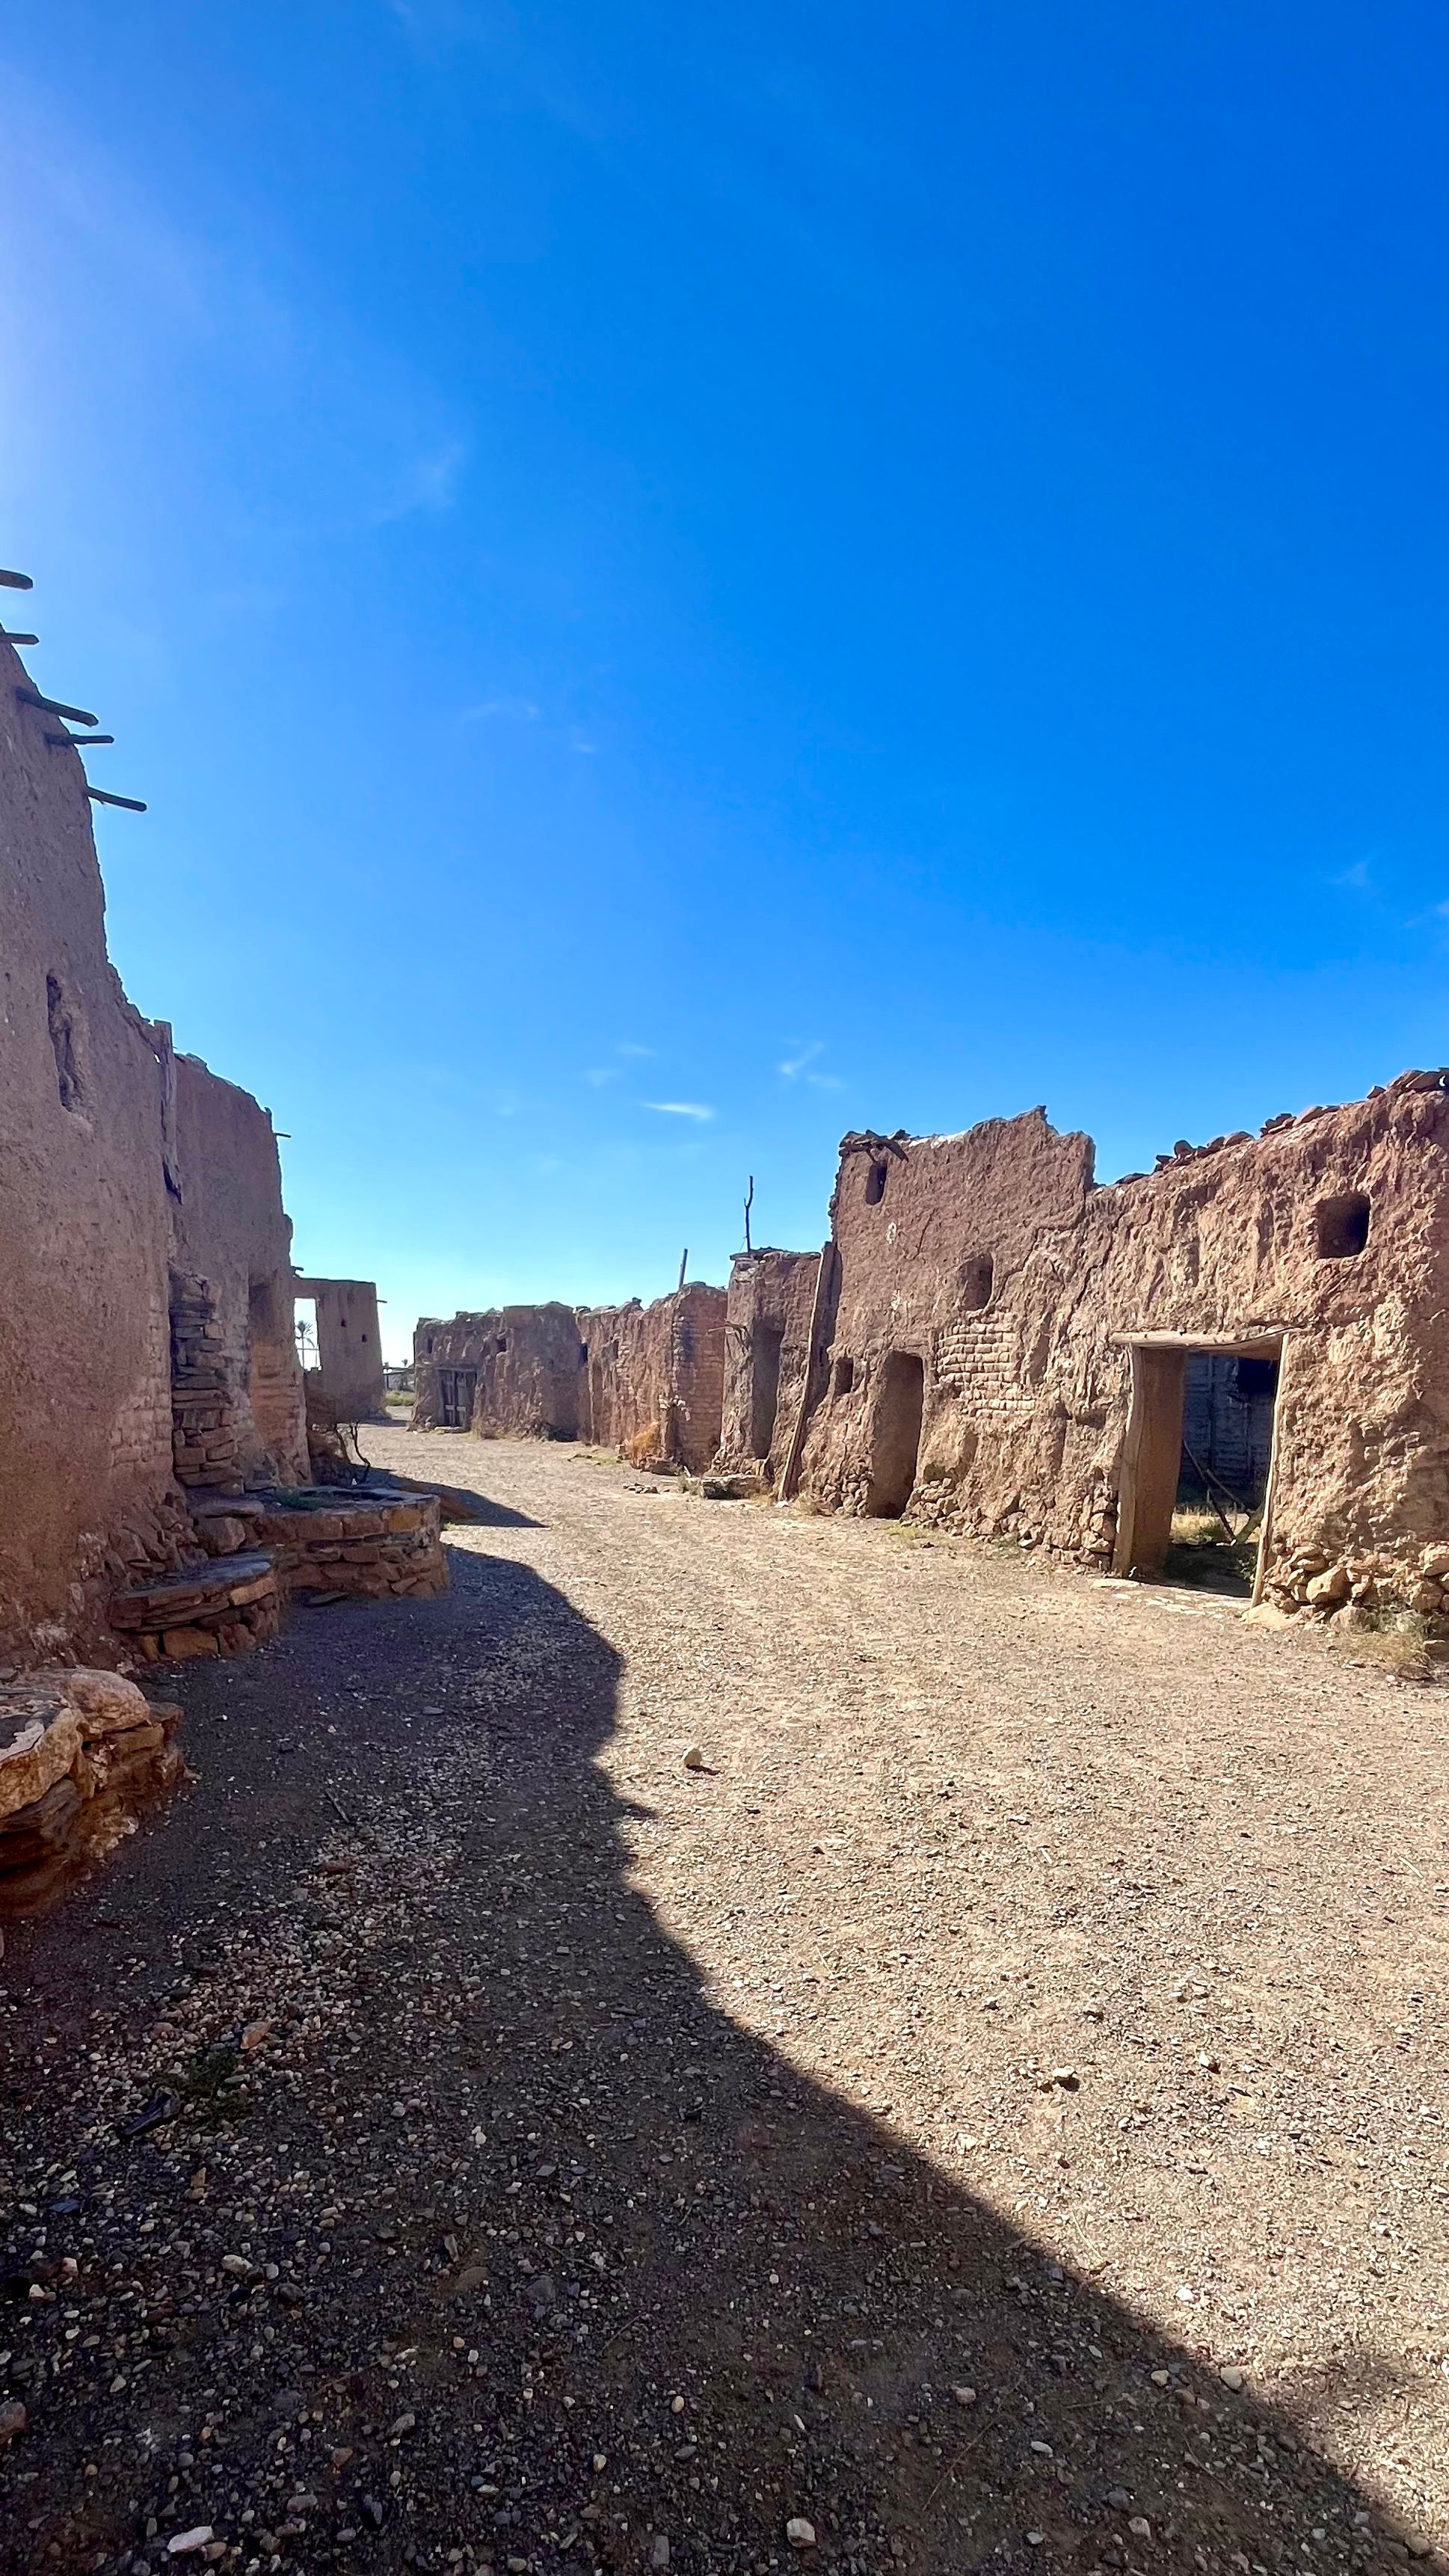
[
  {"xmin": 961, "ymin": 1252, "xmax": 994, "ymax": 1311},
  {"xmin": 294, "ymin": 1297, "xmax": 320, "ymax": 1375},
  {"xmin": 1316, "ymin": 1193, "xmax": 1370, "ymax": 1259},
  {"xmin": 864, "ymin": 1160, "xmax": 887, "ymax": 1205},
  {"xmin": 831, "ymin": 1355, "xmax": 855, "ymax": 1398}
]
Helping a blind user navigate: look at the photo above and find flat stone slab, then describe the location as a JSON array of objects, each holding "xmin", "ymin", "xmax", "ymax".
[{"xmin": 109, "ymin": 1552, "xmax": 276, "ymax": 1632}]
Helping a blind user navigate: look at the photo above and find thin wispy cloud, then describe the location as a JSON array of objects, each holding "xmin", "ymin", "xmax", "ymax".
[
  {"xmin": 461, "ymin": 695, "xmax": 541, "ymax": 725},
  {"xmin": 778, "ymin": 1039, "xmax": 843, "ymax": 1091},
  {"xmin": 584, "ymin": 1067, "xmax": 618, "ymax": 1086},
  {"xmin": 371, "ymin": 433, "xmax": 468, "ymax": 522},
  {"xmin": 1332, "ymin": 859, "xmax": 1373, "ymax": 893},
  {"xmin": 616, "ymin": 1042, "xmax": 654, "ymax": 1059},
  {"xmin": 642, "ymin": 1100, "xmax": 715, "ymax": 1122}
]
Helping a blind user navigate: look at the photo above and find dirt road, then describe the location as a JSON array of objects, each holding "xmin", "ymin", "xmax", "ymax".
[{"xmin": 3, "ymin": 1431, "xmax": 1448, "ymax": 2576}]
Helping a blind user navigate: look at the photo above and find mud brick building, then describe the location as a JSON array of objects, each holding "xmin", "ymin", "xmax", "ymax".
[
  {"xmin": 0, "ymin": 611, "xmax": 449, "ymax": 1906},
  {"xmin": 294, "ymin": 1275, "xmax": 387, "ymax": 1424},
  {"xmin": 727, "ymin": 1081, "xmax": 1449, "ymax": 1627},
  {"xmin": 716, "ymin": 1249, "xmax": 825, "ymax": 1484},
  {"xmin": 413, "ymin": 1285, "xmax": 728, "ymax": 1474},
  {"xmin": 0, "ymin": 629, "xmax": 309, "ymax": 1669},
  {"xmin": 413, "ymin": 1303, "xmax": 585, "ymax": 1437},
  {"xmin": 576, "ymin": 1285, "xmax": 726, "ymax": 1472}
]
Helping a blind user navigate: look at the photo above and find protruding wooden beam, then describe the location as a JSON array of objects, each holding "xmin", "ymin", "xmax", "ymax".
[
  {"xmin": 86, "ymin": 787, "xmax": 147, "ymax": 813},
  {"xmin": 0, "ymin": 630, "xmax": 38, "ymax": 646},
  {"xmin": 16, "ymin": 685, "xmax": 99, "ymax": 728},
  {"xmin": 0, "ymin": 569, "xmax": 33, "ymax": 590},
  {"xmin": 46, "ymin": 731, "xmax": 114, "ymax": 748}
]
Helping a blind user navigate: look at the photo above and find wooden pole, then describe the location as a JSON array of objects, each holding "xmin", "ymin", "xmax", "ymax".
[
  {"xmin": 743, "ymin": 1175, "xmax": 754, "ymax": 1255},
  {"xmin": 775, "ymin": 1240, "xmax": 836, "ymax": 1502},
  {"xmin": 677, "ymin": 1248, "xmax": 688, "ymax": 1292},
  {"xmin": 1249, "ymin": 1334, "xmax": 1290, "ymax": 1607}
]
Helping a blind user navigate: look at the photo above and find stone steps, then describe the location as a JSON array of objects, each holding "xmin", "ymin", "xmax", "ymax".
[{"xmin": 108, "ymin": 1550, "xmax": 281, "ymax": 1662}]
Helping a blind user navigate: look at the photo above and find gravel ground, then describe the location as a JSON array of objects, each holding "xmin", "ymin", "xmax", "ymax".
[{"xmin": 3, "ymin": 1429, "xmax": 1448, "ymax": 2576}]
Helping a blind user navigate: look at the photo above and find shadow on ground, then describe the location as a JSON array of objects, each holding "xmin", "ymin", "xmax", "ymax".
[{"xmin": 0, "ymin": 1498, "xmax": 1419, "ymax": 2575}]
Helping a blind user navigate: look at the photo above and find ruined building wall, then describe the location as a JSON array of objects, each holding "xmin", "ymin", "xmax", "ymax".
[
  {"xmin": 793, "ymin": 1078, "xmax": 1449, "ymax": 1617},
  {"xmin": 412, "ymin": 1306, "xmax": 582, "ymax": 1438},
  {"xmin": 0, "ymin": 639, "xmax": 185, "ymax": 1667},
  {"xmin": 716, "ymin": 1250, "xmax": 823, "ymax": 1481},
  {"xmin": 577, "ymin": 1285, "xmax": 726, "ymax": 1473},
  {"xmin": 414, "ymin": 1286, "xmax": 727, "ymax": 1472},
  {"xmin": 295, "ymin": 1276, "xmax": 387, "ymax": 1424},
  {"xmin": 171, "ymin": 1056, "xmax": 309, "ymax": 1488}
]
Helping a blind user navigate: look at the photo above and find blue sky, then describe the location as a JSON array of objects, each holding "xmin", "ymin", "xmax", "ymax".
[{"xmin": 2, "ymin": 2, "xmax": 1444, "ymax": 1358}]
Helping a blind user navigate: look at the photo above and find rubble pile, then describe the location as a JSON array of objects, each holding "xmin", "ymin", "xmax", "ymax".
[{"xmin": 0, "ymin": 1667, "xmax": 184, "ymax": 1913}]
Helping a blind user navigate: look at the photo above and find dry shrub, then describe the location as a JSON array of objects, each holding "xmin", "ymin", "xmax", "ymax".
[
  {"xmin": 1336, "ymin": 1609, "xmax": 1433, "ymax": 1685},
  {"xmin": 622, "ymin": 1427, "xmax": 664, "ymax": 1469}
]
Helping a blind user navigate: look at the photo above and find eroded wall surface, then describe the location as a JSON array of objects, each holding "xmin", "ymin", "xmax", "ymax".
[
  {"xmin": 794, "ymin": 1079, "xmax": 1449, "ymax": 1617},
  {"xmin": 0, "ymin": 642, "xmax": 185, "ymax": 1666},
  {"xmin": 577, "ymin": 1285, "xmax": 726, "ymax": 1473},
  {"xmin": 412, "ymin": 1306, "xmax": 583, "ymax": 1438},
  {"xmin": 716, "ymin": 1250, "xmax": 822, "ymax": 1481},
  {"xmin": 414, "ymin": 1287, "xmax": 727, "ymax": 1472},
  {"xmin": 1, "ymin": 632, "xmax": 313, "ymax": 1670},
  {"xmin": 173, "ymin": 1057, "xmax": 309, "ymax": 1487}
]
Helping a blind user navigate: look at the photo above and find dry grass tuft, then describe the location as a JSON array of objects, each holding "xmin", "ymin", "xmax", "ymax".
[{"xmin": 1337, "ymin": 1612, "xmax": 1433, "ymax": 1685}]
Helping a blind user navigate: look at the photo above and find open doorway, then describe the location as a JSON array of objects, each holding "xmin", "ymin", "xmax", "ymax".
[
  {"xmin": 749, "ymin": 1324, "xmax": 784, "ymax": 1461},
  {"xmin": 1113, "ymin": 1335, "xmax": 1282, "ymax": 1596},
  {"xmin": 867, "ymin": 1350, "xmax": 925, "ymax": 1517}
]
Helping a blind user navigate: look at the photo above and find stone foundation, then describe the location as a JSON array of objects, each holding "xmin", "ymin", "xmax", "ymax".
[
  {"xmin": 250, "ymin": 1490, "xmax": 449, "ymax": 1602},
  {"xmin": 0, "ymin": 1668, "xmax": 186, "ymax": 1915},
  {"xmin": 109, "ymin": 1551, "xmax": 282, "ymax": 1662}
]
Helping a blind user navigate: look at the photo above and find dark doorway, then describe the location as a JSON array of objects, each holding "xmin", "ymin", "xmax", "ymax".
[
  {"xmin": 1169, "ymin": 1349, "xmax": 1280, "ymax": 1593},
  {"xmin": 1114, "ymin": 1338, "xmax": 1282, "ymax": 1593},
  {"xmin": 438, "ymin": 1366, "xmax": 478, "ymax": 1430},
  {"xmin": 749, "ymin": 1324, "xmax": 784, "ymax": 1460},
  {"xmin": 866, "ymin": 1350, "xmax": 925, "ymax": 1516}
]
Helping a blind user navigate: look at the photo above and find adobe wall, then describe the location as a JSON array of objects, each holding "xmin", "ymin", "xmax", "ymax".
[
  {"xmin": 413, "ymin": 1286, "xmax": 727, "ymax": 1472},
  {"xmin": 577, "ymin": 1284, "xmax": 726, "ymax": 1473},
  {"xmin": 795, "ymin": 1076, "xmax": 1449, "ymax": 1620},
  {"xmin": 295, "ymin": 1276, "xmax": 387, "ymax": 1424},
  {"xmin": 0, "ymin": 637, "xmax": 187, "ymax": 1669},
  {"xmin": 412, "ymin": 1306, "xmax": 583, "ymax": 1437},
  {"xmin": 716, "ymin": 1250, "xmax": 823, "ymax": 1481},
  {"xmin": 172, "ymin": 1056, "xmax": 309, "ymax": 1488}
]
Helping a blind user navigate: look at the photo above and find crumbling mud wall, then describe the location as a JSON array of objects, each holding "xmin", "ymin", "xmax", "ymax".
[
  {"xmin": 0, "ymin": 638, "xmax": 189, "ymax": 1668},
  {"xmin": 577, "ymin": 1284, "xmax": 726, "ymax": 1473},
  {"xmin": 295, "ymin": 1276, "xmax": 387, "ymax": 1424},
  {"xmin": 794, "ymin": 1079, "xmax": 1449, "ymax": 1625},
  {"xmin": 415, "ymin": 1286, "xmax": 727, "ymax": 1472},
  {"xmin": 172, "ymin": 1056, "xmax": 309, "ymax": 1489},
  {"xmin": 412, "ymin": 1306, "xmax": 583, "ymax": 1438},
  {"xmin": 716, "ymin": 1250, "xmax": 823, "ymax": 1482}
]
